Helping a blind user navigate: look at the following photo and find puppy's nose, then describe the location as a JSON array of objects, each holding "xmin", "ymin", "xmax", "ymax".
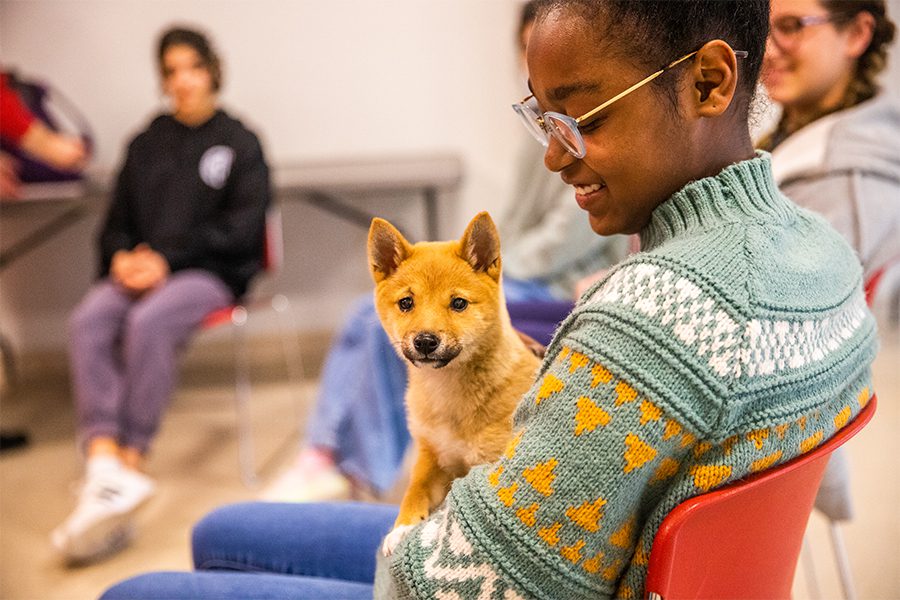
[{"xmin": 413, "ymin": 332, "xmax": 440, "ymax": 355}]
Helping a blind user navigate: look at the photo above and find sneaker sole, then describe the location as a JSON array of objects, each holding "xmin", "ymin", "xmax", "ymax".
[{"xmin": 53, "ymin": 491, "xmax": 153, "ymax": 564}]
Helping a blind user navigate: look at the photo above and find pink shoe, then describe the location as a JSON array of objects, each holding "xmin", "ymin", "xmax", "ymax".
[{"xmin": 260, "ymin": 448, "xmax": 351, "ymax": 502}]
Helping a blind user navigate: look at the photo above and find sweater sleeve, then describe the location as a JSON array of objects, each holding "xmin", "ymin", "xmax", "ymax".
[
  {"xmin": 378, "ymin": 271, "xmax": 725, "ymax": 599},
  {"xmin": 0, "ymin": 74, "xmax": 36, "ymax": 143},
  {"xmin": 98, "ymin": 148, "xmax": 139, "ymax": 275}
]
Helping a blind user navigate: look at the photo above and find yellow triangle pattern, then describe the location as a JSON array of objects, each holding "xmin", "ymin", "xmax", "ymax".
[
  {"xmin": 591, "ymin": 363, "xmax": 613, "ymax": 387},
  {"xmin": 536, "ymin": 373, "xmax": 565, "ymax": 405},
  {"xmin": 614, "ymin": 382, "xmax": 638, "ymax": 406},
  {"xmin": 722, "ymin": 435, "xmax": 738, "ymax": 456},
  {"xmin": 746, "ymin": 428, "xmax": 769, "ymax": 450},
  {"xmin": 632, "ymin": 540, "xmax": 649, "ymax": 566},
  {"xmin": 537, "ymin": 522, "xmax": 561, "ymax": 546},
  {"xmin": 774, "ymin": 424, "xmax": 790, "ymax": 440},
  {"xmin": 558, "ymin": 347, "xmax": 572, "ymax": 362},
  {"xmin": 623, "ymin": 433, "xmax": 657, "ymax": 473},
  {"xmin": 488, "ymin": 464, "xmax": 504, "ymax": 487},
  {"xmin": 583, "ymin": 552, "xmax": 603, "ymax": 574},
  {"xmin": 857, "ymin": 386, "xmax": 870, "ymax": 408},
  {"xmin": 692, "ymin": 441, "xmax": 713, "ymax": 459},
  {"xmin": 797, "ymin": 415, "xmax": 808, "ymax": 431},
  {"xmin": 516, "ymin": 503, "xmax": 539, "ymax": 527},
  {"xmin": 650, "ymin": 457, "xmax": 680, "ymax": 483},
  {"xmin": 523, "ymin": 458, "xmax": 558, "ymax": 496},
  {"xmin": 565, "ymin": 496, "xmax": 607, "ymax": 533},
  {"xmin": 602, "ymin": 558, "xmax": 623, "ymax": 581},
  {"xmin": 639, "ymin": 399, "xmax": 662, "ymax": 425},
  {"xmin": 691, "ymin": 464, "xmax": 732, "ymax": 492},
  {"xmin": 834, "ymin": 406, "xmax": 851, "ymax": 430},
  {"xmin": 504, "ymin": 430, "xmax": 523, "ymax": 459},
  {"xmin": 574, "ymin": 396, "xmax": 611, "ymax": 436},
  {"xmin": 800, "ymin": 431, "xmax": 823, "ymax": 454},
  {"xmin": 609, "ymin": 515, "xmax": 635, "ymax": 548},
  {"xmin": 750, "ymin": 450, "xmax": 783, "ymax": 473},
  {"xmin": 663, "ymin": 419, "xmax": 682, "ymax": 440},
  {"xmin": 497, "ymin": 482, "xmax": 518, "ymax": 507},
  {"xmin": 679, "ymin": 431, "xmax": 696, "ymax": 448},
  {"xmin": 560, "ymin": 539, "xmax": 585, "ymax": 564},
  {"xmin": 569, "ymin": 351, "xmax": 590, "ymax": 373}
]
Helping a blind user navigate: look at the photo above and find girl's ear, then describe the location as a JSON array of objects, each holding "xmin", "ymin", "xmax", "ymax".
[
  {"xmin": 843, "ymin": 11, "xmax": 876, "ymax": 60},
  {"xmin": 689, "ymin": 40, "xmax": 740, "ymax": 118}
]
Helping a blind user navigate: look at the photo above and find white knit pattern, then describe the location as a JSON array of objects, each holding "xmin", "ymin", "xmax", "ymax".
[
  {"xmin": 583, "ymin": 263, "xmax": 868, "ymax": 379},
  {"xmin": 417, "ymin": 510, "xmax": 524, "ymax": 600}
]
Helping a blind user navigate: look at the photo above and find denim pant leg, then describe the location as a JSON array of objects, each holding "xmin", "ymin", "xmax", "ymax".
[
  {"xmin": 119, "ymin": 270, "xmax": 232, "ymax": 452},
  {"xmin": 100, "ymin": 502, "xmax": 398, "ymax": 600},
  {"xmin": 307, "ymin": 296, "xmax": 410, "ymax": 494}
]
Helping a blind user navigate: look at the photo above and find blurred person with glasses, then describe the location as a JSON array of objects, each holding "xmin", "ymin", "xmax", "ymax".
[
  {"xmin": 758, "ymin": 1, "xmax": 898, "ymax": 578},
  {"xmin": 759, "ymin": 0, "xmax": 899, "ymax": 285}
]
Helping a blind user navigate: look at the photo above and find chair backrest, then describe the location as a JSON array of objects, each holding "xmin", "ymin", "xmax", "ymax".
[
  {"xmin": 262, "ymin": 206, "xmax": 284, "ymax": 273},
  {"xmin": 645, "ymin": 395, "xmax": 877, "ymax": 600}
]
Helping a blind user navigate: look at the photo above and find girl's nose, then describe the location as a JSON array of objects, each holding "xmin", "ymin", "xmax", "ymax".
[{"xmin": 544, "ymin": 136, "xmax": 576, "ymax": 173}]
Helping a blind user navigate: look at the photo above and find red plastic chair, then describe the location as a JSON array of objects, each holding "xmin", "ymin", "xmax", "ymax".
[
  {"xmin": 645, "ymin": 395, "xmax": 876, "ymax": 600},
  {"xmin": 200, "ymin": 207, "xmax": 304, "ymax": 486}
]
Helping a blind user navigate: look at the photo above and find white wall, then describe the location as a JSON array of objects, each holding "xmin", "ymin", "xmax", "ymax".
[
  {"xmin": 0, "ymin": 0, "xmax": 528, "ymax": 351},
  {"xmin": 2, "ymin": 0, "xmax": 899, "ymax": 353}
]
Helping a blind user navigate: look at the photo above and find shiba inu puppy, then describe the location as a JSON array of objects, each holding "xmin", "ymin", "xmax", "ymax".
[{"xmin": 368, "ymin": 211, "xmax": 541, "ymax": 555}]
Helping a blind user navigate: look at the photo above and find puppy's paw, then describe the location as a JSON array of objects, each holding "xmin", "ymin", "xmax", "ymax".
[{"xmin": 382, "ymin": 524, "xmax": 416, "ymax": 556}]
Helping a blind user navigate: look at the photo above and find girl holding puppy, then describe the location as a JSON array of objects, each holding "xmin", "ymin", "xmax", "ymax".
[{"xmin": 103, "ymin": 1, "xmax": 877, "ymax": 598}]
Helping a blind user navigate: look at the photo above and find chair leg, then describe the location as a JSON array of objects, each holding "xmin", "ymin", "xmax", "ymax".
[
  {"xmin": 230, "ymin": 306, "xmax": 258, "ymax": 488},
  {"xmin": 829, "ymin": 522, "xmax": 857, "ymax": 600},
  {"xmin": 800, "ymin": 534, "xmax": 822, "ymax": 600},
  {"xmin": 272, "ymin": 294, "xmax": 306, "ymax": 436}
]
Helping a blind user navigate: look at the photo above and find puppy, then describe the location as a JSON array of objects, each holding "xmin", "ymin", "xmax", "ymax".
[{"xmin": 368, "ymin": 211, "xmax": 541, "ymax": 555}]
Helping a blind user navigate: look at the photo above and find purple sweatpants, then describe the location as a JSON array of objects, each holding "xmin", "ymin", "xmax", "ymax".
[{"xmin": 68, "ymin": 269, "xmax": 232, "ymax": 453}]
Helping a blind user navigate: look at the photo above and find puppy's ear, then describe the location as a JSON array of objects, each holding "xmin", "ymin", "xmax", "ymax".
[
  {"xmin": 368, "ymin": 218, "xmax": 411, "ymax": 283},
  {"xmin": 459, "ymin": 211, "xmax": 501, "ymax": 281}
]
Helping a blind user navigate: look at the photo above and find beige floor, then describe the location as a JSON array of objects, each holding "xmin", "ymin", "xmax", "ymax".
[{"xmin": 1, "ymin": 317, "xmax": 898, "ymax": 600}]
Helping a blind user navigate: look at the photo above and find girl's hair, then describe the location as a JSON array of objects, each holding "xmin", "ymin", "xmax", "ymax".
[
  {"xmin": 157, "ymin": 26, "xmax": 222, "ymax": 91},
  {"xmin": 533, "ymin": 0, "xmax": 770, "ymax": 114},
  {"xmin": 822, "ymin": 1, "xmax": 895, "ymax": 107},
  {"xmin": 759, "ymin": 0, "xmax": 895, "ymax": 151}
]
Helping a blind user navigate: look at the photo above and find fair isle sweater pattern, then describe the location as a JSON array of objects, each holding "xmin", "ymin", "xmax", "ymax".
[{"xmin": 379, "ymin": 155, "xmax": 877, "ymax": 599}]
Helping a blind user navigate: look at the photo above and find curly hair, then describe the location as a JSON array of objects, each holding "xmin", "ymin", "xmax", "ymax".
[
  {"xmin": 533, "ymin": 0, "xmax": 770, "ymax": 115},
  {"xmin": 823, "ymin": 1, "xmax": 896, "ymax": 108}
]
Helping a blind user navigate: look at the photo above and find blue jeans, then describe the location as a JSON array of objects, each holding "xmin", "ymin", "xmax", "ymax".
[
  {"xmin": 101, "ymin": 502, "xmax": 398, "ymax": 599},
  {"xmin": 310, "ymin": 278, "xmax": 562, "ymax": 495}
]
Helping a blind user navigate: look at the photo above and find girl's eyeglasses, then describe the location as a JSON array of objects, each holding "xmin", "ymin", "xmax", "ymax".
[
  {"xmin": 512, "ymin": 49, "xmax": 748, "ymax": 159},
  {"xmin": 769, "ymin": 14, "xmax": 837, "ymax": 50}
]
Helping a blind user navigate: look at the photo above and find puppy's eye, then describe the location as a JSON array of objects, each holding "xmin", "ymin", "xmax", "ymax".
[
  {"xmin": 450, "ymin": 297, "xmax": 469, "ymax": 312},
  {"xmin": 398, "ymin": 297, "xmax": 414, "ymax": 312}
]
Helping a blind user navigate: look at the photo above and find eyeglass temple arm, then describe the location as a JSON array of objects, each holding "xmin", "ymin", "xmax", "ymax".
[{"xmin": 575, "ymin": 49, "xmax": 749, "ymax": 125}]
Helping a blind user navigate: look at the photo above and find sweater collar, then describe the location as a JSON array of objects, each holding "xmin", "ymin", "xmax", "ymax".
[{"xmin": 640, "ymin": 152, "xmax": 792, "ymax": 252}]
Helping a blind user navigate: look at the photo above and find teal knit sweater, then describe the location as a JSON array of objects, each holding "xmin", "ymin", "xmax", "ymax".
[{"xmin": 375, "ymin": 154, "xmax": 877, "ymax": 599}]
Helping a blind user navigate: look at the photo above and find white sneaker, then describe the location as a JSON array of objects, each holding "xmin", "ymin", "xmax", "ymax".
[
  {"xmin": 51, "ymin": 458, "xmax": 156, "ymax": 564},
  {"xmin": 260, "ymin": 448, "xmax": 352, "ymax": 502}
]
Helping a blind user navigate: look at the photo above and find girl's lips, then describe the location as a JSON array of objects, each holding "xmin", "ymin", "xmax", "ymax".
[{"xmin": 574, "ymin": 183, "xmax": 607, "ymax": 210}]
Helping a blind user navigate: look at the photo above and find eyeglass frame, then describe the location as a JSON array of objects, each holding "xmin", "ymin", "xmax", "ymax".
[
  {"xmin": 513, "ymin": 48, "xmax": 749, "ymax": 159},
  {"xmin": 768, "ymin": 14, "xmax": 839, "ymax": 50}
]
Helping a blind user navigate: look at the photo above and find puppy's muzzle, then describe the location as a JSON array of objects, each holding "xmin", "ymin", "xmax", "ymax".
[{"xmin": 403, "ymin": 332, "xmax": 461, "ymax": 368}]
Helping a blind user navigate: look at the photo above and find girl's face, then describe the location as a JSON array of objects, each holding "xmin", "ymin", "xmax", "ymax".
[
  {"xmin": 526, "ymin": 12, "xmax": 696, "ymax": 236},
  {"xmin": 762, "ymin": 0, "xmax": 856, "ymax": 112},
  {"xmin": 161, "ymin": 44, "xmax": 216, "ymax": 123}
]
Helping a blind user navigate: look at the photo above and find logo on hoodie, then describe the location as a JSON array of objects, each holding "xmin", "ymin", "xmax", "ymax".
[{"xmin": 199, "ymin": 145, "xmax": 235, "ymax": 190}]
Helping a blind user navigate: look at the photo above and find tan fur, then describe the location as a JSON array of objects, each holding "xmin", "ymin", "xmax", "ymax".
[{"xmin": 368, "ymin": 212, "xmax": 541, "ymax": 531}]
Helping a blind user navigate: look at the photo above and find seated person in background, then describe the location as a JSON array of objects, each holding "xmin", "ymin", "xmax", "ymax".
[
  {"xmin": 759, "ymin": 0, "xmax": 899, "ymax": 283},
  {"xmin": 0, "ymin": 71, "xmax": 88, "ymax": 199},
  {"xmin": 758, "ymin": 0, "xmax": 898, "ymax": 529},
  {"xmin": 261, "ymin": 0, "xmax": 627, "ymax": 503},
  {"xmin": 51, "ymin": 26, "xmax": 272, "ymax": 564},
  {"xmin": 100, "ymin": 1, "xmax": 878, "ymax": 597}
]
